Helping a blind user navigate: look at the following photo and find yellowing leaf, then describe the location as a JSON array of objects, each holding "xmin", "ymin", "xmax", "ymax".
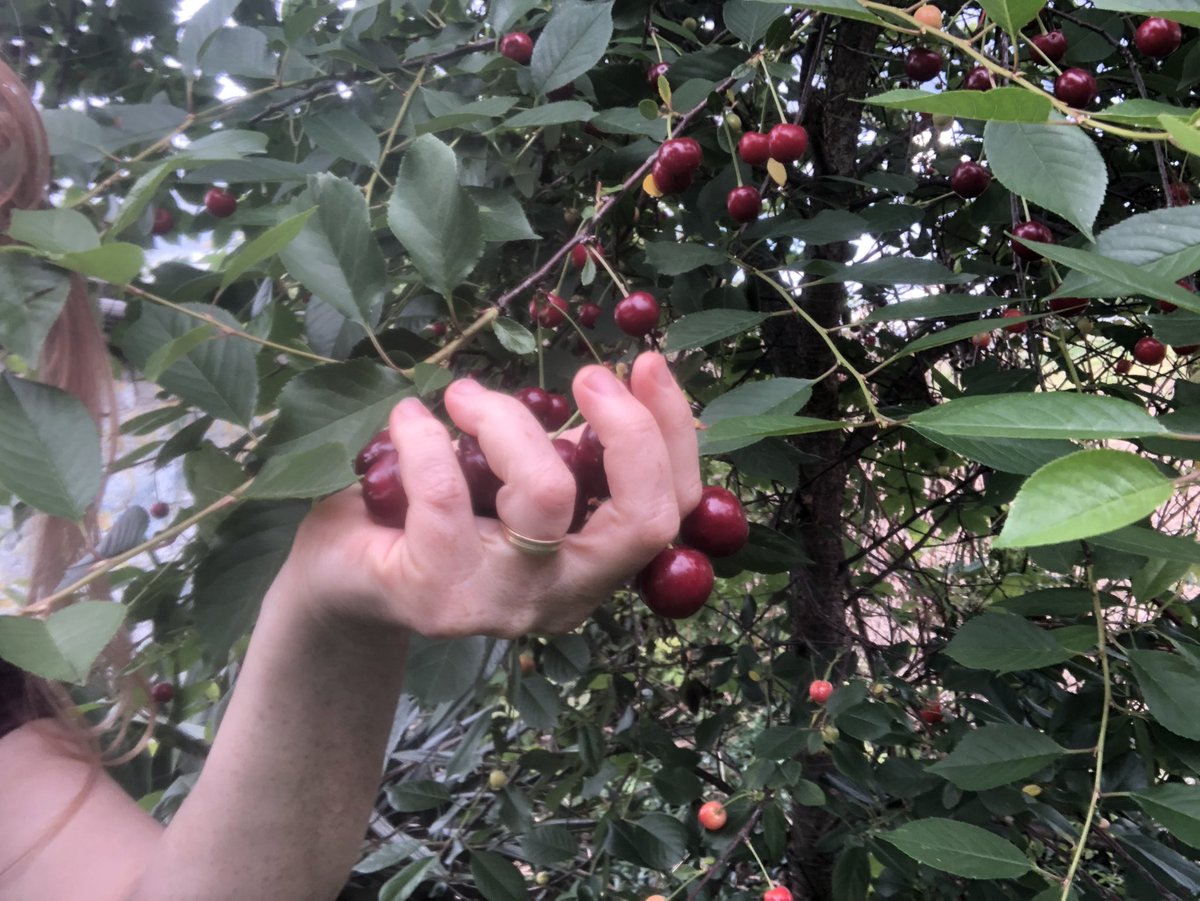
[{"xmin": 767, "ymin": 158, "xmax": 788, "ymax": 186}]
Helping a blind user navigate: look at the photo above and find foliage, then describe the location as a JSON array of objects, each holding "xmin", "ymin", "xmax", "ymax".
[{"xmin": 2, "ymin": 0, "xmax": 1200, "ymax": 899}]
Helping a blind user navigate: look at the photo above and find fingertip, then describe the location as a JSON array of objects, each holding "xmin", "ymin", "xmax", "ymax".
[{"xmin": 391, "ymin": 396, "xmax": 431, "ymax": 424}]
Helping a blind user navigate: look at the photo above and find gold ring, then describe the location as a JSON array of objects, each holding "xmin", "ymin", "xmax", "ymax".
[{"xmin": 501, "ymin": 523, "xmax": 564, "ymax": 556}]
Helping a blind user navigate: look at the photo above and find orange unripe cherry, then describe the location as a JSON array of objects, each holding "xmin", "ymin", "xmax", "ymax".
[
  {"xmin": 913, "ymin": 5, "xmax": 943, "ymax": 28},
  {"xmin": 698, "ymin": 800, "xmax": 727, "ymax": 831}
]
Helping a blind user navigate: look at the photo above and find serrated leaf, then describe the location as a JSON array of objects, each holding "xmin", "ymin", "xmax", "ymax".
[
  {"xmin": 1128, "ymin": 650, "xmax": 1200, "ymax": 740},
  {"xmin": 664, "ymin": 310, "xmax": 767, "ymax": 351},
  {"xmin": 377, "ymin": 857, "xmax": 438, "ymax": 901},
  {"xmin": 984, "ymin": 121, "xmax": 1106, "ymax": 241},
  {"xmin": 945, "ymin": 613, "xmax": 1072, "ymax": 672},
  {"xmin": 404, "ymin": 635, "xmax": 488, "ymax": 704},
  {"xmin": 0, "ymin": 255, "xmax": 71, "ymax": 361},
  {"xmin": 1160, "ymin": 114, "xmax": 1200, "ymax": 155},
  {"xmin": 178, "ymin": 0, "xmax": 242, "ymax": 73},
  {"xmin": 220, "ymin": 207, "xmax": 315, "ymax": 291},
  {"xmin": 109, "ymin": 161, "xmax": 175, "ymax": 238},
  {"xmin": 514, "ymin": 675, "xmax": 561, "ymax": 730},
  {"xmin": 56, "ymin": 243, "xmax": 144, "ymax": 284},
  {"xmin": 880, "ymin": 818, "xmax": 1033, "ymax": 879},
  {"xmin": 908, "ymin": 393, "xmax": 1165, "ymax": 440},
  {"xmin": 520, "ymin": 825, "xmax": 578, "ymax": 867},
  {"xmin": 96, "ymin": 506, "xmax": 150, "ymax": 558},
  {"xmin": 928, "ymin": 725, "xmax": 1064, "ymax": 790},
  {"xmin": 1031, "ymin": 240, "xmax": 1200, "ymax": 312},
  {"xmin": 699, "ymin": 414, "xmax": 845, "ymax": 455},
  {"xmin": 492, "ymin": 317, "xmax": 537, "ymax": 355},
  {"xmin": 386, "ymin": 780, "xmax": 451, "ymax": 812},
  {"xmin": 8, "ymin": 208, "xmax": 100, "ymax": 254},
  {"xmin": 387, "ymin": 135, "xmax": 483, "ymax": 298},
  {"xmin": 503, "ymin": 101, "xmax": 595, "ymax": 128},
  {"xmin": 0, "ymin": 602, "xmax": 126, "ymax": 685},
  {"xmin": 865, "ymin": 87, "xmax": 1051, "ymax": 122},
  {"xmin": 1088, "ymin": 0, "xmax": 1199, "ymax": 25},
  {"xmin": 530, "ymin": 1, "xmax": 614, "ymax": 96},
  {"xmin": 0, "ymin": 374, "xmax": 101, "ymax": 520},
  {"xmin": 996, "ymin": 449, "xmax": 1174, "ymax": 548},
  {"xmin": 923, "ymin": 433, "xmax": 1075, "ymax": 475},
  {"xmin": 469, "ymin": 850, "xmax": 528, "ymax": 901},
  {"xmin": 1132, "ymin": 784, "xmax": 1200, "ymax": 849},
  {"xmin": 246, "ymin": 442, "xmax": 356, "ymax": 500},
  {"xmin": 724, "ymin": 1, "xmax": 783, "ymax": 44},
  {"xmin": 644, "ymin": 241, "xmax": 727, "ymax": 275},
  {"xmin": 978, "ymin": 0, "xmax": 1047, "ymax": 34},
  {"xmin": 303, "ymin": 108, "xmax": 381, "ymax": 168},
  {"xmin": 864, "ymin": 293, "xmax": 1006, "ymax": 323},
  {"xmin": 754, "ymin": 725, "xmax": 808, "ymax": 759},
  {"xmin": 469, "ymin": 188, "xmax": 540, "ymax": 243},
  {"xmin": 702, "ymin": 378, "xmax": 814, "ymax": 425},
  {"xmin": 1089, "ymin": 526, "xmax": 1200, "ymax": 563}
]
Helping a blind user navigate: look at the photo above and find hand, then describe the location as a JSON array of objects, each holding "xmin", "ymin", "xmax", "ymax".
[{"xmin": 282, "ymin": 353, "xmax": 702, "ymax": 639}]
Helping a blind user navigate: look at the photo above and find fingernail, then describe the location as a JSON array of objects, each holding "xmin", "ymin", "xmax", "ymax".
[
  {"xmin": 585, "ymin": 368, "xmax": 623, "ymax": 396},
  {"xmin": 393, "ymin": 397, "xmax": 429, "ymax": 420},
  {"xmin": 451, "ymin": 377, "xmax": 485, "ymax": 395}
]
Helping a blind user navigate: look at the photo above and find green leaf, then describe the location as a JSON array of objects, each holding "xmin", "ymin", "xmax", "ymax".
[
  {"xmin": 387, "ymin": 135, "xmax": 483, "ymax": 298},
  {"xmin": 894, "ymin": 315, "xmax": 1038, "ymax": 357},
  {"xmin": 503, "ymin": 101, "xmax": 595, "ymax": 128},
  {"xmin": 978, "ymin": 0, "xmax": 1048, "ymax": 33},
  {"xmin": 220, "ymin": 207, "xmax": 316, "ymax": 291},
  {"xmin": 944, "ymin": 613, "xmax": 1072, "ymax": 672},
  {"xmin": 1060, "ymin": 206, "xmax": 1200, "ymax": 300},
  {"xmin": 0, "ymin": 374, "xmax": 101, "ymax": 520},
  {"xmin": 1089, "ymin": 526, "xmax": 1200, "ymax": 564},
  {"xmin": 606, "ymin": 816, "xmax": 688, "ymax": 869},
  {"xmin": 992, "ymin": 588, "xmax": 1118, "ymax": 617},
  {"xmin": 864, "ymin": 293, "xmax": 1006, "ymax": 323},
  {"xmin": 8, "ymin": 208, "xmax": 100, "ymax": 254},
  {"xmin": 832, "ymin": 846, "xmax": 871, "ymax": 901},
  {"xmin": 1033, "ymin": 241, "xmax": 1200, "ymax": 311},
  {"xmin": 386, "ymin": 780, "xmax": 451, "ymax": 812},
  {"xmin": 724, "ymin": 1, "xmax": 783, "ymax": 44},
  {"xmin": 185, "ymin": 129, "xmax": 270, "ymax": 160},
  {"xmin": 529, "ymin": 0, "xmax": 614, "ymax": 96},
  {"xmin": 377, "ymin": 857, "xmax": 438, "ymax": 901},
  {"xmin": 754, "ymin": 725, "xmax": 809, "ymax": 759},
  {"xmin": 1160, "ymin": 114, "xmax": 1200, "ymax": 155},
  {"xmin": 178, "ymin": 0, "xmax": 242, "ymax": 73},
  {"xmin": 699, "ymin": 414, "xmax": 845, "ymax": 455},
  {"xmin": 908, "ymin": 393, "xmax": 1165, "ymax": 440},
  {"xmin": 121, "ymin": 304, "xmax": 258, "ymax": 426},
  {"xmin": 996, "ymin": 449, "xmax": 1174, "ymax": 548},
  {"xmin": 261, "ymin": 360, "xmax": 412, "ymax": 458},
  {"xmin": 469, "ymin": 850, "xmax": 529, "ymax": 901},
  {"xmin": 109, "ymin": 160, "xmax": 175, "ymax": 239},
  {"xmin": 193, "ymin": 501, "xmax": 309, "ymax": 661},
  {"xmin": 492, "ymin": 317, "xmax": 537, "ymax": 356},
  {"xmin": 744, "ymin": 209, "xmax": 869, "ymax": 244},
  {"xmin": 664, "ymin": 310, "xmax": 767, "ymax": 351},
  {"xmin": 404, "ymin": 635, "xmax": 488, "ymax": 704},
  {"xmin": 469, "ymin": 188, "xmax": 540, "ymax": 243},
  {"xmin": 927, "ymin": 725, "xmax": 1064, "ymax": 790},
  {"xmin": 0, "ymin": 255, "xmax": 71, "ymax": 361},
  {"xmin": 1094, "ymin": 99, "xmax": 1194, "ymax": 126},
  {"xmin": 1128, "ymin": 650, "xmax": 1200, "ymax": 741},
  {"xmin": 55, "ymin": 243, "xmax": 145, "ymax": 284},
  {"xmin": 280, "ymin": 174, "xmax": 386, "ymax": 322},
  {"xmin": 520, "ymin": 825, "xmax": 578, "ymax": 867},
  {"xmin": 984, "ymin": 121, "xmax": 1106, "ymax": 241},
  {"xmin": 141, "ymin": 325, "xmax": 217, "ymax": 382},
  {"xmin": 790, "ymin": 0, "xmax": 882, "ymax": 24},
  {"xmin": 814, "ymin": 256, "xmax": 966, "ymax": 286},
  {"xmin": 514, "ymin": 675, "xmax": 561, "ymax": 730},
  {"xmin": 922, "ymin": 433, "xmax": 1075, "ymax": 475},
  {"xmin": 1132, "ymin": 784, "xmax": 1200, "ymax": 849},
  {"xmin": 1088, "ymin": 1, "xmax": 1200, "ymax": 26},
  {"xmin": 865, "ymin": 87, "xmax": 1052, "ymax": 123},
  {"xmin": 303, "ymin": 108, "xmax": 381, "ymax": 168},
  {"xmin": 0, "ymin": 602, "xmax": 125, "ymax": 685},
  {"xmin": 880, "ymin": 818, "xmax": 1033, "ymax": 879},
  {"xmin": 644, "ymin": 241, "xmax": 727, "ymax": 275},
  {"xmin": 702, "ymin": 378, "xmax": 814, "ymax": 425},
  {"xmin": 246, "ymin": 443, "xmax": 357, "ymax": 500}
]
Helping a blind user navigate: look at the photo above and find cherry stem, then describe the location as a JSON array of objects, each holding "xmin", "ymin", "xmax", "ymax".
[
  {"xmin": 592, "ymin": 247, "xmax": 631, "ymax": 297},
  {"xmin": 759, "ymin": 58, "xmax": 787, "ymax": 124},
  {"xmin": 723, "ymin": 117, "xmax": 744, "ymax": 187}
]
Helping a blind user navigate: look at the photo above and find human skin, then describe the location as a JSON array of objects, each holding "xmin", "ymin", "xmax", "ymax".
[{"xmin": 0, "ymin": 353, "xmax": 701, "ymax": 900}]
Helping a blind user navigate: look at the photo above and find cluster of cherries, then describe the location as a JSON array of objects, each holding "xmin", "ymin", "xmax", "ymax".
[{"xmin": 353, "ymin": 387, "xmax": 748, "ymax": 620}]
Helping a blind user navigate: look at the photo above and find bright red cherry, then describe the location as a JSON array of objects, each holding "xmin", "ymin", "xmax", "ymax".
[
  {"xmin": 1134, "ymin": 17, "xmax": 1182, "ymax": 59},
  {"xmin": 361, "ymin": 456, "xmax": 409, "ymax": 528},
  {"xmin": 150, "ymin": 682, "xmax": 175, "ymax": 704},
  {"xmin": 738, "ymin": 131, "xmax": 771, "ymax": 167},
  {"xmin": 204, "ymin": 187, "xmax": 237, "ymax": 218},
  {"xmin": 962, "ymin": 66, "xmax": 994, "ymax": 90},
  {"xmin": 149, "ymin": 501, "xmax": 170, "ymax": 519},
  {"xmin": 1011, "ymin": 220, "xmax": 1054, "ymax": 261},
  {"xmin": 499, "ymin": 32, "xmax": 533, "ymax": 64},
  {"xmin": 697, "ymin": 800, "xmax": 727, "ymax": 831},
  {"xmin": 808, "ymin": 679, "xmax": 834, "ymax": 704},
  {"xmin": 456, "ymin": 434, "xmax": 502, "ymax": 517},
  {"xmin": 542, "ymin": 393, "xmax": 571, "ymax": 431},
  {"xmin": 638, "ymin": 547, "xmax": 714, "ymax": 618},
  {"xmin": 354, "ymin": 429, "xmax": 395, "ymax": 476},
  {"xmin": 680, "ymin": 486, "xmax": 749, "ymax": 557},
  {"xmin": 1054, "ymin": 68, "xmax": 1097, "ymax": 107},
  {"xmin": 764, "ymin": 887, "xmax": 794, "ymax": 901},
  {"xmin": 651, "ymin": 160, "xmax": 693, "ymax": 194},
  {"xmin": 573, "ymin": 424, "xmax": 608, "ymax": 500},
  {"xmin": 529, "ymin": 292, "xmax": 569, "ymax": 328},
  {"xmin": 1133, "ymin": 336, "xmax": 1166, "ymax": 366},
  {"xmin": 1030, "ymin": 30, "xmax": 1067, "ymax": 63},
  {"xmin": 1114, "ymin": 357, "xmax": 1132, "ymax": 375},
  {"xmin": 726, "ymin": 186, "xmax": 762, "ymax": 224},
  {"xmin": 970, "ymin": 332, "xmax": 993, "ymax": 349},
  {"xmin": 918, "ymin": 700, "xmax": 944, "ymax": 725},
  {"xmin": 657, "ymin": 137, "xmax": 703, "ymax": 176},
  {"xmin": 151, "ymin": 207, "xmax": 174, "ymax": 236},
  {"xmin": 578, "ymin": 302, "xmax": 602, "ymax": 329},
  {"xmin": 904, "ymin": 48, "xmax": 943, "ymax": 82},
  {"xmin": 1001, "ymin": 308, "xmax": 1028, "ymax": 333},
  {"xmin": 950, "ymin": 160, "xmax": 991, "ymax": 198},
  {"xmin": 1048, "ymin": 296, "xmax": 1089, "ymax": 315},
  {"xmin": 614, "ymin": 290, "xmax": 659, "ymax": 337},
  {"xmin": 570, "ymin": 242, "xmax": 603, "ymax": 269},
  {"xmin": 767, "ymin": 123, "xmax": 808, "ymax": 163},
  {"xmin": 646, "ymin": 61, "xmax": 671, "ymax": 84},
  {"xmin": 515, "ymin": 386, "xmax": 552, "ymax": 423}
]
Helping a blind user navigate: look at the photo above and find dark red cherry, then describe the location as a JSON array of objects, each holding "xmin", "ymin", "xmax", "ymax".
[
  {"xmin": 456, "ymin": 434, "xmax": 503, "ymax": 517},
  {"xmin": 529, "ymin": 292, "xmax": 569, "ymax": 328},
  {"xmin": 204, "ymin": 187, "xmax": 237, "ymax": 218},
  {"xmin": 950, "ymin": 161, "xmax": 991, "ymax": 198},
  {"xmin": 962, "ymin": 66, "xmax": 995, "ymax": 91},
  {"xmin": 354, "ymin": 429, "xmax": 396, "ymax": 477},
  {"xmin": 573, "ymin": 424, "xmax": 609, "ymax": 500},
  {"xmin": 1011, "ymin": 221, "xmax": 1054, "ymax": 261},
  {"xmin": 515, "ymin": 386, "xmax": 552, "ymax": 423},
  {"xmin": 1133, "ymin": 336, "xmax": 1166, "ymax": 366},
  {"xmin": 552, "ymin": 438, "xmax": 588, "ymax": 532},
  {"xmin": 151, "ymin": 208, "xmax": 174, "ymax": 236},
  {"xmin": 657, "ymin": 137, "xmax": 703, "ymax": 176},
  {"xmin": 726, "ymin": 186, "xmax": 762, "ymax": 224},
  {"xmin": 637, "ymin": 547, "xmax": 715, "ymax": 618},
  {"xmin": 149, "ymin": 501, "xmax": 170, "ymax": 519},
  {"xmin": 1054, "ymin": 68, "xmax": 1097, "ymax": 107},
  {"xmin": 1134, "ymin": 17, "xmax": 1182, "ymax": 59},
  {"xmin": 1048, "ymin": 297, "xmax": 1089, "ymax": 315},
  {"xmin": 904, "ymin": 48, "xmax": 943, "ymax": 82},
  {"xmin": 361, "ymin": 456, "xmax": 409, "ymax": 528},
  {"xmin": 1030, "ymin": 30, "xmax": 1067, "ymax": 63},
  {"xmin": 679, "ymin": 486, "xmax": 749, "ymax": 557},
  {"xmin": 499, "ymin": 32, "xmax": 533, "ymax": 65},
  {"xmin": 578, "ymin": 302, "xmax": 602, "ymax": 329},
  {"xmin": 651, "ymin": 159, "xmax": 693, "ymax": 194},
  {"xmin": 542, "ymin": 393, "xmax": 571, "ymax": 431},
  {"xmin": 150, "ymin": 682, "xmax": 175, "ymax": 704},
  {"xmin": 614, "ymin": 291, "xmax": 659, "ymax": 337},
  {"xmin": 738, "ymin": 131, "xmax": 771, "ymax": 167}
]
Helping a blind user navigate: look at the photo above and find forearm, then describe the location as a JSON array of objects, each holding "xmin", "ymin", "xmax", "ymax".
[{"xmin": 129, "ymin": 565, "xmax": 410, "ymax": 901}]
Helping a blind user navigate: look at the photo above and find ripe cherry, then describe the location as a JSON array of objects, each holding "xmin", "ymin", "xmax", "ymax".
[
  {"xmin": 1158, "ymin": 299, "xmax": 1178, "ymax": 313},
  {"xmin": 614, "ymin": 290, "xmax": 660, "ymax": 337},
  {"xmin": 904, "ymin": 48, "xmax": 943, "ymax": 82},
  {"xmin": 1030, "ymin": 30, "xmax": 1068, "ymax": 63},
  {"xmin": 657, "ymin": 137, "xmax": 703, "ymax": 176},
  {"xmin": 149, "ymin": 501, "xmax": 170, "ymax": 519},
  {"xmin": 518, "ymin": 651, "xmax": 536, "ymax": 674},
  {"xmin": 457, "ymin": 434, "xmax": 503, "ymax": 517},
  {"xmin": 950, "ymin": 160, "xmax": 991, "ymax": 198},
  {"xmin": 543, "ymin": 393, "xmax": 571, "ymax": 431},
  {"xmin": 738, "ymin": 131, "xmax": 771, "ymax": 167},
  {"xmin": 204, "ymin": 187, "xmax": 237, "ymax": 218},
  {"xmin": 361, "ymin": 456, "xmax": 409, "ymax": 528},
  {"xmin": 808, "ymin": 679, "xmax": 834, "ymax": 704},
  {"xmin": 651, "ymin": 160, "xmax": 693, "ymax": 194},
  {"xmin": 1001, "ymin": 308, "xmax": 1028, "ymax": 333},
  {"xmin": 962, "ymin": 66, "xmax": 994, "ymax": 91},
  {"xmin": 354, "ymin": 429, "xmax": 395, "ymax": 476},
  {"xmin": 697, "ymin": 800, "xmax": 727, "ymax": 831},
  {"xmin": 767, "ymin": 123, "xmax": 808, "ymax": 163},
  {"xmin": 578, "ymin": 302, "xmax": 602, "ymax": 329},
  {"xmin": 918, "ymin": 700, "xmax": 944, "ymax": 725},
  {"xmin": 1012, "ymin": 220, "xmax": 1054, "ymax": 261},
  {"xmin": 679, "ymin": 486, "xmax": 749, "ymax": 557},
  {"xmin": 1168, "ymin": 182, "xmax": 1191, "ymax": 206},
  {"xmin": 1114, "ymin": 357, "xmax": 1132, "ymax": 375},
  {"xmin": 515, "ymin": 386, "xmax": 552, "ymax": 423},
  {"xmin": 1054, "ymin": 68, "xmax": 1097, "ymax": 107},
  {"xmin": 551, "ymin": 438, "xmax": 588, "ymax": 531},
  {"xmin": 427, "ymin": 320, "xmax": 447, "ymax": 338},
  {"xmin": 1047, "ymin": 296, "xmax": 1088, "ymax": 315},
  {"xmin": 529, "ymin": 292, "xmax": 569, "ymax": 328},
  {"xmin": 570, "ymin": 242, "xmax": 603, "ymax": 269},
  {"xmin": 913, "ymin": 4, "xmax": 942, "ymax": 28},
  {"xmin": 1133, "ymin": 336, "xmax": 1166, "ymax": 366},
  {"xmin": 1174, "ymin": 344, "xmax": 1199, "ymax": 356},
  {"xmin": 970, "ymin": 332, "xmax": 993, "ymax": 349},
  {"xmin": 573, "ymin": 425, "xmax": 608, "ymax": 500},
  {"xmin": 638, "ymin": 547, "xmax": 714, "ymax": 619},
  {"xmin": 150, "ymin": 682, "xmax": 175, "ymax": 704},
  {"xmin": 1134, "ymin": 17, "xmax": 1182, "ymax": 59},
  {"xmin": 726, "ymin": 186, "xmax": 762, "ymax": 224},
  {"xmin": 764, "ymin": 887, "xmax": 794, "ymax": 901},
  {"xmin": 646, "ymin": 61, "xmax": 671, "ymax": 84},
  {"xmin": 151, "ymin": 207, "xmax": 174, "ymax": 236},
  {"xmin": 499, "ymin": 32, "xmax": 533, "ymax": 64}
]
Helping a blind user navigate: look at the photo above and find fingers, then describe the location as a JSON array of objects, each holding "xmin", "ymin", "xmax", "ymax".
[
  {"xmin": 388, "ymin": 398, "xmax": 481, "ymax": 569},
  {"xmin": 444, "ymin": 379, "xmax": 578, "ymax": 541},
  {"xmin": 629, "ymin": 353, "xmax": 703, "ymax": 516}
]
